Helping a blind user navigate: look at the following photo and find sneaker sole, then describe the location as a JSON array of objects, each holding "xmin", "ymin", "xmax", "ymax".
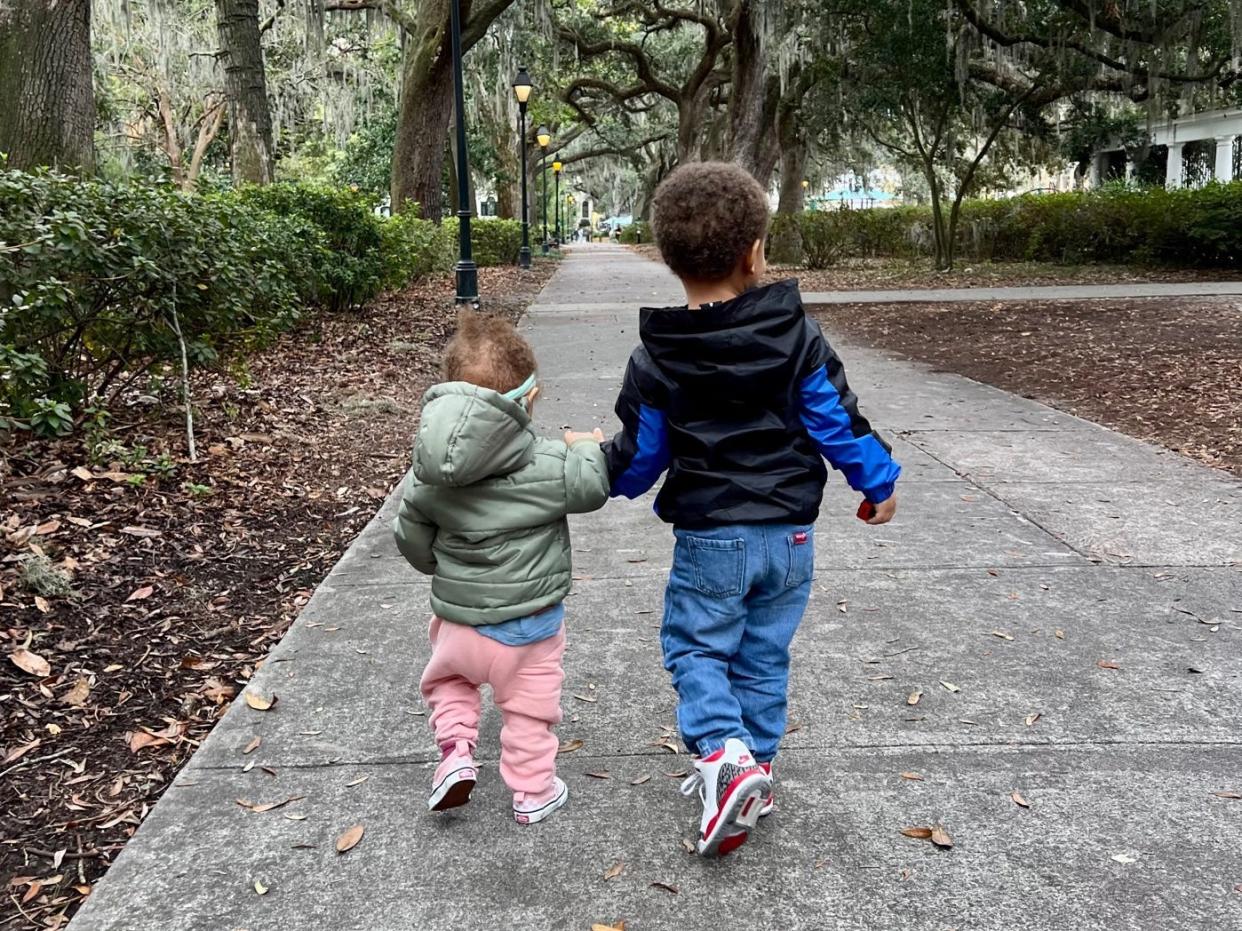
[
  {"xmin": 428, "ymin": 767, "xmax": 476, "ymax": 812},
  {"xmin": 514, "ymin": 782, "xmax": 568, "ymax": 825},
  {"xmin": 698, "ymin": 772, "xmax": 771, "ymax": 857}
]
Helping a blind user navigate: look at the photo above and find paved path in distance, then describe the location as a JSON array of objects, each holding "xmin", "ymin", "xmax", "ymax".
[{"xmin": 70, "ymin": 243, "xmax": 1242, "ymax": 931}]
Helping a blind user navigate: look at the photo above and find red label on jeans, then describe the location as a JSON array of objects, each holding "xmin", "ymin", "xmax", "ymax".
[{"xmin": 793, "ymin": 532, "xmax": 809, "ymax": 545}]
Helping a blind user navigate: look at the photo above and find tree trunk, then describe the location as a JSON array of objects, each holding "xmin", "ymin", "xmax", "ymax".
[
  {"xmin": 0, "ymin": 0, "xmax": 95, "ymax": 172},
  {"xmin": 727, "ymin": 0, "xmax": 775, "ymax": 183},
  {"xmin": 769, "ymin": 129, "xmax": 807, "ymax": 265},
  {"xmin": 392, "ymin": 32, "xmax": 453, "ymax": 217},
  {"xmin": 215, "ymin": 0, "xmax": 274, "ymax": 184}
]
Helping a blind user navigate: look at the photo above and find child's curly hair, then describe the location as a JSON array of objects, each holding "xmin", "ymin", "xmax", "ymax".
[
  {"xmin": 652, "ymin": 161, "xmax": 770, "ymax": 281},
  {"xmin": 442, "ymin": 310, "xmax": 537, "ymax": 394}
]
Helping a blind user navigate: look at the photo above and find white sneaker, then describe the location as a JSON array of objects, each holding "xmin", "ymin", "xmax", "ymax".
[
  {"xmin": 513, "ymin": 777, "xmax": 569, "ymax": 825},
  {"xmin": 679, "ymin": 738, "xmax": 771, "ymax": 857},
  {"xmin": 758, "ymin": 761, "xmax": 775, "ymax": 817},
  {"xmin": 428, "ymin": 740, "xmax": 477, "ymax": 812}
]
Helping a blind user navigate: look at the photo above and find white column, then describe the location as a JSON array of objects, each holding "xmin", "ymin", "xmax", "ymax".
[
  {"xmin": 1215, "ymin": 135, "xmax": 1237, "ymax": 182},
  {"xmin": 1088, "ymin": 152, "xmax": 1103, "ymax": 188},
  {"xmin": 1166, "ymin": 141, "xmax": 1185, "ymax": 188}
]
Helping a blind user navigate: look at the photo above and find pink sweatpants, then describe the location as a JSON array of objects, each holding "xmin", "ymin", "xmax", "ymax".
[{"xmin": 418, "ymin": 616, "xmax": 566, "ymax": 796}]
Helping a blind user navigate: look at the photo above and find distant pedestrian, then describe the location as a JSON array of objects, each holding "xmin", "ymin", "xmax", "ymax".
[
  {"xmin": 394, "ymin": 311, "xmax": 610, "ymax": 824},
  {"xmin": 601, "ymin": 161, "xmax": 901, "ymax": 856}
]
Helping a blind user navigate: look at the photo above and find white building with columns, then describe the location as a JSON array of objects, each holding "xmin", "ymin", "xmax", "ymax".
[{"xmin": 1092, "ymin": 106, "xmax": 1241, "ymax": 187}]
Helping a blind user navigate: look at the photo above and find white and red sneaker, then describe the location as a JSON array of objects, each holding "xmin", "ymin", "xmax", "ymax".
[
  {"xmin": 758, "ymin": 761, "xmax": 775, "ymax": 817},
  {"xmin": 427, "ymin": 740, "xmax": 476, "ymax": 812},
  {"xmin": 679, "ymin": 738, "xmax": 771, "ymax": 857},
  {"xmin": 513, "ymin": 776, "xmax": 569, "ymax": 825}
]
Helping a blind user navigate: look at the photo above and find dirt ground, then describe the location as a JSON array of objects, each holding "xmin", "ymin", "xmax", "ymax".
[
  {"xmin": 810, "ymin": 297, "xmax": 1242, "ymax": 478},
  {"xmin": 0, "ymin": 262, "xmax": 556, "ymax": 930},
  {"xmin": 625, "ymin": 243, "xmax": 1240, "ymax": 290}
]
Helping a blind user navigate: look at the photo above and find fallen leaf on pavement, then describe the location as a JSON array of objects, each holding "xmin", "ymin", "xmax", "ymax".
[
  {"xmin": 558, "ymin": 739, "xmax": 584, "ymax": 754},
  {"xmin": 990, "ymin": 630, "xmax": 1014, "ymax": 641},
  {"xmin": 244, "ymin": 691, "xmax": 277, "ymax": 711},
  {"xmin": 345, "ymin": 775, "xmax": 369, "ymax": 787},
  {"xmin": 940, "ymin": 681, "xmax": 960, "ymax": 693},
  {"xmin": 9, "ymin": 649, "xmax": 51, "ymax": 678},
  {"xmin": 650, "ymin": 881, "xmax": 679, "ymax": 894},
  {"xmin": 680, "ymin": 838, "xmax": 695, "ymax": 854},
  {"xmin": 1011, "ymin": 790, "xmax": 1030, "ymax": 808},
  {"xmin": 930, "ymin": 826, "xmax": 953, "ymax": 848},
  {"xmin": 1054, "ymin": 629, "xmax": 1065, "ymax": 640},
  {"xmin": 901, "ymin": 827, "xmax": 933, "ymax": 839},
  {"xmin": 1025, "ymin": 713, "xmax": 1041, "ymax": 726},
  {"xmin": 906, "ymin": 690, "xmax": 922, "ymax": 706},
  {"xmin": 899, "ymin": 772, "xmax": 924, "ymax": 781},
  {"xmin": 1097, "ymin": 660, "xmax": 1120, "ymax": 670},
  {"xmin": 237, "ymin": 795, "xmax": 304, "ymax": 813},
  {"xmin": 630, "ymin": 774, "xmax": 651, "ymax": 785},
  {"xmin": 591, "ymin": 924, "xmax": 626, "ymax": 931},
  {"xmin": 1211, "ymin": 791, "xmax": 1241, "ymax": 799},
  {"xmin": 243, "ymin": 736, "xmax": 262, "ymax": 755},
  {"xmin": 336, "ymin": 824, "xmax": 365, "ymax": 853},
  {"xmin": 1111, "ymin": 853, "xmax": 1138, "ymax": 864},
  {"xmin": 585, "ymin": 771, "xmax": 610, "ymax": 780},
  {"xmin": 604, "ymin": 862, "xmax": 624, "ymax": 880},
  {"xmin": 254, "ymin": 880, "xmax": 268, "ymax": 895}
]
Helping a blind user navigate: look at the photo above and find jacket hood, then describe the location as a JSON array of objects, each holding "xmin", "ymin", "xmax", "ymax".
[
  {"xmin": 638, "ymin": 279, "xmax": 809, "ymax": 394},
  {"xmin": 412, "ymin": 382, "xmax": 536, "ymax": 487}
]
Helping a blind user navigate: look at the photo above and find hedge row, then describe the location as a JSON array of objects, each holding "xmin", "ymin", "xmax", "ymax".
[
  {"xmin": 772, "ymin": 183, "xmax": 1242, "ymax": 268},
  {"xmin": 0, "ymin": 170, "xmax": 524, "ymax": 434}
]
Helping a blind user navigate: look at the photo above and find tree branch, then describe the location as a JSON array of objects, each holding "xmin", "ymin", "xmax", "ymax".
[{"xmin": 323, "ymin": 0, "xmax": 416, "ymax": 36}]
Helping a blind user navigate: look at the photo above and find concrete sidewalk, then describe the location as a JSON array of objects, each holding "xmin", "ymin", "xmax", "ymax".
[{"xmin": 70, "ymin": 243, "xmax": 1242, "ymax": 931}]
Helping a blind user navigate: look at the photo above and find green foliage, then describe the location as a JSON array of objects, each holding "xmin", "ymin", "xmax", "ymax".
[
  {"xmin": 333, "ymin": 106, "xmax": 398, "ymax": 197},
  {"xmin": 618, "ymin": 222, "xmax": 650, "ymax": 245},
  {"xmin": 236, "ymin": 183, "xmax": 386, "ymax": 312},
  {"xmin": 793, "ymin": 184, "xmax": 1242, "ymax": 267},
  {"xmin": 380, "ymin": 210, "xmax": 454, "ymax": 289},
  {"xmin": 0, "ymin": 168, "xmax": 314, "ymax": 429},
  {"xmin": 446, "ymin": 218, "xmax": 525, "ymax": 267},
  {"xmin": 794, "ymin": 212, "xmax": 851, "ymax": 269}
]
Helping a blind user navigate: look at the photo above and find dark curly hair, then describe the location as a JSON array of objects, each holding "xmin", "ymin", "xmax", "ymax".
[
  {"xmin": 652, "ymin": 161, "xmax": 770, "ymax": 281},
  {"xmin": 442, "ymin": 310, "xmax": 537, "ymax": 394}
]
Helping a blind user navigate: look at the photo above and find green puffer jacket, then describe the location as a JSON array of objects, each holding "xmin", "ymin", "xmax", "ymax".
[{"xmin": 392, "ymin": 381, "xmax": 610, "ymax": 626}]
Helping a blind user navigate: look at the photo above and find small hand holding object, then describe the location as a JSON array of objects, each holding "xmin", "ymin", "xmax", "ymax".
[
  {"xmin": 857, "ymin": 495, "xmax": 897, "ymax": 525},
  {"xmin": 564, "ymin": 428, "xmax": 606, "ymax": 444}
]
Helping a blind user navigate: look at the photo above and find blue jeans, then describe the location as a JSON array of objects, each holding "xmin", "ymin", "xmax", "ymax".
[{"xmin": 661, "ymin": 523, "xmax": 814, "ymax": 762}]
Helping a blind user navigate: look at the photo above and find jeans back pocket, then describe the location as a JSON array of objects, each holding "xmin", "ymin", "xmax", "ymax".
[
  {"xmin": 686, "ymin": 536, "xmax": 746, "ymax": 597},
  {"xmin": 785, "ymin": 528, "xmax": 815, "ymax": 588}
]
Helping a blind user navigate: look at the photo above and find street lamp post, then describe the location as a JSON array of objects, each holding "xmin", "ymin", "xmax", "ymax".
[
  {"xmin": 448, "ymin": 0, "xmax": 477, "ymax": 305},
  {"xmin": 552, "ymin": 161, "xmax": 562, "ymax": 246},
  {"xmin": 536, "ymin": 126, "xmax": 551, "ymax": 254},
  {"xmin": 512, "ymin": 67, "xmax": 532, "ymax": 270},
  {"xmin": 565, "ymin": 192, "xmax": 574, "ymax": 243}
]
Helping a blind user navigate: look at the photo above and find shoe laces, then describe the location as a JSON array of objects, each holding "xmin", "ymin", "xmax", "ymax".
[{"xmin": 679, "ymin": 771, "xmax": 704, "ymax": 799}]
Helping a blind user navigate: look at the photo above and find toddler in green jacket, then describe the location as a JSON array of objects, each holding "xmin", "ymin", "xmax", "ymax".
[{"xmin": 393, "ymin": 311, "xmax": 610, "ymax": 824}]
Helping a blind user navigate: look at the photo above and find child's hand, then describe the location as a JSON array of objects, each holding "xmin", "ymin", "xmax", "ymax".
[
  {"xmin": 865, "ymin": 495, "xmax": 897, "ymax": 525},
  {"xmin": 564, "ymin": 428, "xmax": 605, "ymax": 444}
]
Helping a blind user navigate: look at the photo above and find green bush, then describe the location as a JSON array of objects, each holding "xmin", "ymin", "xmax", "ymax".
[
  {"xmin": 0, "ymin": 168, "xmax": 314, "ymax": 432},
  {"xmin": 236, "ymin": 183, "xmax": 386, "ymax": 311},
  {"xmin": 441, "ymin": 217, "xmax": 524, "ymax": 267},
  {"xmin": 798, "ymin": 211, "xmax": 852, "ymax": 269},
  {"xmin": 618, "ymin": 221, "xmax": 651, "ymax": 245},
  {"xmin": 381, "ymin": 211, "xmax": 453, "ymax": 289},
  {"xmin": 787, "ymin": 183, "xmax": 1242, "ymax": 268}
]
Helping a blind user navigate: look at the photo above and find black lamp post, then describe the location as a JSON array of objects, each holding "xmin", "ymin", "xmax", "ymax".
[
  {"xmin": 512, "ymin": 67, "xmax": 532, "ymax": 270},
  {"xmin": 536, "ymin": 126, "xmax": 550, "ymax": 254},
  {"xmin": 448, "ymin": 0, "xmax": 477, "ymax": 305},
  {"xmin": 552, "ymin": 161, "xmax": 562, "ymax": 246},
  {"xmin": 566, "ymin": 193, "xmax": 575, "ymax": 242}
]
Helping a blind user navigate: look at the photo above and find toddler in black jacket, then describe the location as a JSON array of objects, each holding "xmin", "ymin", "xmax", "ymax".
[{"xmin": 602, "ymin": 161, "xmax": 901, "ymax": 857}]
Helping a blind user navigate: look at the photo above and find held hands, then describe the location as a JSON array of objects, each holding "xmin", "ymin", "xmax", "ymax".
[
  {"xmin": 564, "ymin": 428, "xmax": 605, "ymax": 445},
  {"xmin": 861, "ymin": 494, "xmax": 897, "ymax": 526}
]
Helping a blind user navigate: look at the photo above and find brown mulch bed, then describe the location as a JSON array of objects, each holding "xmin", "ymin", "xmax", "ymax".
[
  {"xmin": 624, "ymin": 243, "xmax": 1240, "ymax": 290},
  {"xmin": 0, "ymin": 262, "xmax": 555, "ymax": 929},
  {"xmin": 810, "ymin": 297, "xmax": 1242, "ymax": 477}
]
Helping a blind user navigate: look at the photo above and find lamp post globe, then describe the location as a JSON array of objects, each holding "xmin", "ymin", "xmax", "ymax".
[
  {"xmin": 536, "ymin": 126, "xmax": 550, "ymax": 254},
  {"xmin": 512, "ymin": 67, "xmax": 533, "ymax": 270}
]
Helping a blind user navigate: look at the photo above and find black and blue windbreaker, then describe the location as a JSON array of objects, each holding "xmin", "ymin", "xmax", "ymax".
[{"xmin": 602, "ymin": 278, "xmax": 900, "ymax": 528}]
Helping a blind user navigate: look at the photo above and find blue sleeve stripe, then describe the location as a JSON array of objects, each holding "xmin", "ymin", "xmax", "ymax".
[
  {"xmin": 612, "ymin": 404, "xmax": 670, "ymax": 499},
  {"xmin": 799, "ymin": 365, "xmax": 901, "ymax": 500}
]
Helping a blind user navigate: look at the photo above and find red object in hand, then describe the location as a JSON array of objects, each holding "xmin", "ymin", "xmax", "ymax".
[{"xmin": 857, "ymin": 500, "xmax": 877, "ymax": 522}]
